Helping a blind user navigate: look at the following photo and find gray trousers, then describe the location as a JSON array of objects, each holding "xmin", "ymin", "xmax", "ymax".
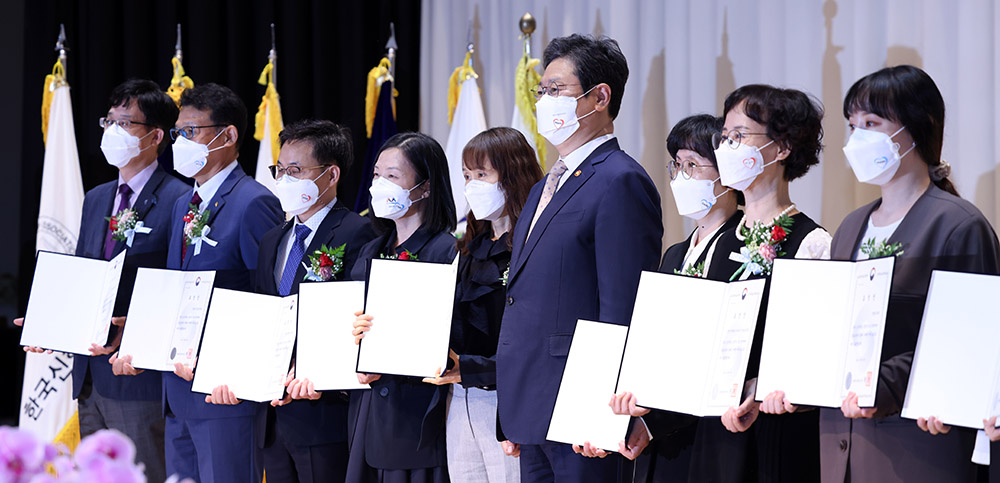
[
  {"xmin": 446, "ymin": 384, "xmax": 520, "ymax": 483},
  {"xmin": 78, "ymin": 381, "xmax": 166, "ymax": 483}
]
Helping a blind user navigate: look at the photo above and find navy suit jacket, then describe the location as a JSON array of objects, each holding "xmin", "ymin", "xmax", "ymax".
[
  {"xmin": 348, "ymin": 226, "xmax": 457, "ymax": 470},
  {"xmin": 254, "ymin": 201, "xmax": 375, "ymax": 447},
  {"xmin": 496, "ymin": 138, "xmax": 663, "ymax": 444},
  {"xmin": 163, "ymin": 165, "xmax": 283, "ymax": 419},
  {"xmin": 72, "ymin": 166, "xmax": 190, "ymax": 401}
]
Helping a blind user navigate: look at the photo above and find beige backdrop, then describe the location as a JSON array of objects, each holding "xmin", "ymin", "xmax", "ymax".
[{"xmin": 419, "ymin": 0, "xmax": 1000, "ymax": 247}]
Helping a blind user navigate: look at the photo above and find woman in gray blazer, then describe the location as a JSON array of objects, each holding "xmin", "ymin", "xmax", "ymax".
[{"xmin": 818, "ymin": 65, "xmax": 1000, "ymax": 483}]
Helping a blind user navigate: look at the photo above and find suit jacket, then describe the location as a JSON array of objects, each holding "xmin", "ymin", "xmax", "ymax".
[
  {"xmin": 496, "ymin": 138, "xmax": 663, "ymax": 444},
  {"xmin": 348, "ymin": 226, "xmax": 458, "ymax": 470},
  {"xmin": 819, "ymin": 184, "xmax": 1000, "ymax": 483},
  {"xmin": 163, "ymin": 165, "xmax": 283, "ymax": 420},
  {"xmin": 254, "ymin": 201, "xmax": 375, "ymax": 447},
  {"xmin": 72, "ymin": 166, "xmax": 190, "ymax": 401}
]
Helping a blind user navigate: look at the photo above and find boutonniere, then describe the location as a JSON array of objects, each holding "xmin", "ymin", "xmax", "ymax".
[
  {"xmin": 106, "ymin": 208, "xmax": 152, "ymax": 247},
  {"xmin": 860, "ymin": 237, "xmax": 904, "ymax": 258},
  {"xmin": 729, "ymin": 214, "xmax": 794, "ymax": 281},
  {"xmin": 674, "ymin": 260, "xmax": 706, "ymax": 278},
  {"xmin": 303, "ymin": 243, "xmax": 347, "ymax": 282},
  {"xmin": 182, "ymin": 203, "xmax": 217, "ymax": 256},
  {"xmin": 500, "ymin": 262, "xmax": 510, "ymax": 286},
  {"xmin": 380, "ymin": 249, "xmax": 418, "ymax": 261}
]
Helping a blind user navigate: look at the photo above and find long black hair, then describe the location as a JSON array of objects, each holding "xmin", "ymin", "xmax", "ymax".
[
  {"xmin": 843, "ymin": 65, "xmax": 956, "ymax": 196},
  {"xmin": 368, "ymin": 132, "xmax": 457, "ymax": 235}
]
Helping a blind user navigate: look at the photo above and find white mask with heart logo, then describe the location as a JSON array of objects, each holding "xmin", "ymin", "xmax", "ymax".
[
  {"xmin": 842, "ymin": 126, "xmax": 914, "ymax": 185},
  {"xmin": 534, "ymin": 85, "xmax": 598, "ymax": 146},
  {"xmin": 715, "ymin": 139, "xmax": 775, "ymax": 191}
]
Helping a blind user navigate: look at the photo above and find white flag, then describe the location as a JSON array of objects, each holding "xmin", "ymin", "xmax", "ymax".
[
  {"xmin": 254, "ymin": 103, "xmax": 279, "ymax": 195},
  {"xmin": 511, "ymin": 103, "xmax": 539, "ymax": 159},
  {"xmin": 444, "ymin": 78, "xmax": 487, "ymax": 222},
  {"xmin": 23, "ymin": 81, "xmax": 83, "ymax": 445}
]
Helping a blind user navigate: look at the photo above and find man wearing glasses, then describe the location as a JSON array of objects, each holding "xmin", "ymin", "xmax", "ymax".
[
  {"xmin": 37, "ymin": 79, "xmax": 188, "ymax": 483},
  {"xmin": 203, "ymin": 119, "xmax": 375, "ymax": 483},
  {"xmin": 112, "ymin": 83, "xmax": 282, "ymax": 482},
  {"xmin": 495, "ymin": 34, "xmax": 663, "ymax": 482}
]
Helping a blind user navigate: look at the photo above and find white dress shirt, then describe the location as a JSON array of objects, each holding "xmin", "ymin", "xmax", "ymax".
[
  {"xmin": 192, "ymin": 161, "xmax": 239, "ymax": 211},
  {"xmin": 273, "ymin": 198, "xmax": 338, "ymax": 285},
  {"xmin": 554, "ymin": 134, "xmax": 616, "ymax": 192}
]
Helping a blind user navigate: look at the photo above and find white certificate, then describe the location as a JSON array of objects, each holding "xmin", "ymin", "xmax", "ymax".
[
  {"xmin": 192, "ymin": 288, "xmax": 298, "ymax": 402},
  {"xmin": 756, "ymin": 257, "xmax": 894, "ymax": 408},
  {"xmin": 118, "ymin": 268, "xmax": 216, "ymax": 371},
  {"xmin": 355, "ymin": 257, "xmax": 459, "ymax": 378},
  {"xmin": 296, "ymin": 281, "xmax": 369, "ymax": 391},
  {"xmin": 21, "ymin": 250, "xmax": 127, "ymax": 355},
  {"xmin": 546, "ymin": 320, "xmax": 631, "ymax": 451},
  {"xmin": 616, "ymin": 271, "xmax": 766, "ymax": 416},
  {"xmin": 901, "ymin": 271, "xmax": 1000, "ymax": 429}
]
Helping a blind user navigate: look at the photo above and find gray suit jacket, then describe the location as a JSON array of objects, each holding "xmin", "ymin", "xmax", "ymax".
[{"xmin": 819, "ymin": 184, "xmax": 1000, "ymax": 483}]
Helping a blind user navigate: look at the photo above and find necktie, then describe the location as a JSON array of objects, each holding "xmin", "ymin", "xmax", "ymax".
[
  {"xmin": 278, "ymin": 224, "xmax": 312, "ymax": 296},
  {"xmin": 104, "ymin": 184, "xmax": 133, "ymax": 260},
  {"xmin": 528, "ymin": 159, "xmax": 568, "ymax": 234},
  {"xmin": 181, "ymin": 191, "xmax": 203, "ymax": 261}
]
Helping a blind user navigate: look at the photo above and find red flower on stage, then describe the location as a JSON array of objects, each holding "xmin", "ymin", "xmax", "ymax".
[
  {"xmin": 771, "ymin": 226, "xmax": 787, "ymax": 243},
  {"xmin": 398, "ymin": 251, "xmax": 411, "ymax": 260}
]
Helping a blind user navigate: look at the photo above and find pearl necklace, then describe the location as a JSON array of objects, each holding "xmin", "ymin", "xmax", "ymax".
[{"xmin": 735, "ymin": 204, "xmax": 796, "ymax": 242}]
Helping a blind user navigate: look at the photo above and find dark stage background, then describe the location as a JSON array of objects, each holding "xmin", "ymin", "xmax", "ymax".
[{"xmin": 1, "ymin": 0, "xmax": 422, "ymax": 425}]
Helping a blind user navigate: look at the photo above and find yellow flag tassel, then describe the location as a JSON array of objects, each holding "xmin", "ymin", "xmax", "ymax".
[
  {"xmin": 41, "ymin": 58, "xmax": 67, "ymax": 145},
  {"xmin": 514, "ymin": 53, "xmax": 546, "ymax": 169},
  {"xmin": 166, "ymin": 56, "xmax": 194, "ymax": 106},
  {"xmin": 447, "ymin": 52, "xmax": 478, "ymax": 125},
  {"xmin": 254, "ymin": 61, "xmax": 284, "ymax": 166},
  {"xmin": 365, "ymin": 57, "xmax": 397, "ymax": 138}
]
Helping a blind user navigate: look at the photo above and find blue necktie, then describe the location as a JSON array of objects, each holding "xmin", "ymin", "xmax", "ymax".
[{"xmin": 278, "ymin": 224, "xmax": 312, "ymax": 296}]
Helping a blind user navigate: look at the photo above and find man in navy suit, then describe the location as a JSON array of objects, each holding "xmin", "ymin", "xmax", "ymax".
[
  {"xmin": 41, "ymin": 79, "xmax": 189, "ymax": 483},
  {"xmin": 204, "ymin": 120, "xmax": 375, "ymax": 482},
  {"xmin": 495, "ymin": 34, "xmax": 663, "ymax": 482},
  {"xmin": 116, "ymin": 83, "xmax": 283, "ymax": 482}
]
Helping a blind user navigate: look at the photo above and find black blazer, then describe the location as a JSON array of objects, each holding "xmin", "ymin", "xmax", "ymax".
[
  {"xmin": 72, "ymin": 166, "xmax": 189, "ymax": 400},
  {"xmin": 348, "ymin": 225, "xmax": 458, "ymax": 470},
  {"xmin": 254, "ymin": 201, "xmax": 375, "ymax": 448}
]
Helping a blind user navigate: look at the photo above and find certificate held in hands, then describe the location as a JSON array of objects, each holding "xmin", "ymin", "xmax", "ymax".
[
  {"xmin": 356, "ymin": 257, "xmax": 459, "ymax": 378},
  {"xmin": 21, "ymin": 250, "xmax": 127, "ymax": 355},
  {"xmin": 296, "ymin": 281, "xmax": 369, "ymax": 391},
  {"xmin": 192, "ymin": 288, "xmax": 298, "ymax": 403},
  {"xmin": 546, "ymin": 320, "xmax": 631, "ymax": 451},
  {"xmin": 902, "ymin": 271, "xmax": 1000, "ymax": 429},
  {"xmin": 118, "ymin": 267, "xmax": 216, "ymax": 371},
  {"xmin": 616, "ymin": 271, "xmax": 766, "ymax": 417},
  {"xmin": 756, "ymin": 257, "xmax": 894, "ymax": 408}
]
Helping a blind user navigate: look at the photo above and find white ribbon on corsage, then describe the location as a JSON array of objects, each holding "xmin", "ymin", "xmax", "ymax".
[
  {"xmin": 124, "ymin": 221, "xmax": 152, "ymax": 248},
  {"xmin": 191, "ymin": 225, "xmax": 218, "ymax": 257},
  {"xmin": 728, "ymin": 247, "xmax": 763, "ymax": 281}
]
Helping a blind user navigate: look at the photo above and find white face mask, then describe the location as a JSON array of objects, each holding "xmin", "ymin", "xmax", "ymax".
[
  {"xmin": 535, "ymin": 85, "xmax": 598, "ymax": 146},
  {"xmin": 670, "ymin": 175, "xmax": 730, "ymax": 220},
  {"xmin": 369, "ymin": 176, "xmax": 424, "ymax": 220},
  {"xmin": 274, "ymin": 166, "xmax": 331, "ymax": 216},
  {"xmin": 842, "ymin": 126, "xmax": 914, "ymax": 186},
  {"xmin": 464, "ymin": 180, "xmax": 506, "ymax": 221},
  {"xmin": 715, "ymin": 139, "xmax": 776, "ymax": 191},
  {"xmin": 172, "ymin": 129, "xmax": 226, "ymax": 178},
  {"xmin": 100, "ymin": 124, "xmax": 154, "ymax": 168}
]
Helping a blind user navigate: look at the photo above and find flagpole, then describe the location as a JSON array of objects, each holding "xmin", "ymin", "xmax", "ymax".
[
  {"xmin": 385, "ymin": 22, "xmax": 398, "ymax": 82},
  {"xmin": 174, "ymin": 23, "xmax": 182, "ymax": 64},
  {"xmin": 269, "ymin": 23, "xmax": 277, "ymax": 90},
  {"xmin": 55, "ymin": 24, "xmax": 67, "ymax": 69},
  {"xmin": 520, "ymin": 13, "xmax": 536, "ymax": 57}
]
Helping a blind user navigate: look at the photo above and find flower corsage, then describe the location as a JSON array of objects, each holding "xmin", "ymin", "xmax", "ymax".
[
  {"xmin": 674, "ymin": 261, "xmax": 706, "ymax": 278},
  {"xmin": 182, "ymin": 203, "xmax": 216, "ymax": 256},
  {"xmin": 303, "ymin": 243, "xmax": 346, "ymax": 282},
  {"xmin": 380, "ymin": 249, "xmax": 418, "ymax": 261},
  {"xmin": 106, "ymin": 208, "xmax": 152, "ymax": 247},
  {"xmin": 860, "ymin": 238, "xmax": 904, "ymax": 258},
  {"xmin": 729, "ymin": 215, "xmax": 794, "ymax": 281}
]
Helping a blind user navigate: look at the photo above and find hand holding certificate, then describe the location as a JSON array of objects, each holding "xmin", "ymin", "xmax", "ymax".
[
  {"xmin": 616, "ymin": 271, "xmax": 766, "ymax": 417},
  {"xmin": 191, "ymin": 288, "xmax": 298, "ymax": 403},
  {"xmin": 20, "ymin": 251, "xmax": 127, "ymax": 355},
  {"xmin": 296, "ymin": 281, "xmax": 369, "ymax": 391},
  {"xmin": 117, "ymin": 268, "xmax": 216, "ymax": 371},
  {"xmin": 756, "ymin": 257, "xmax": 894, "ymax": 408},
  {"xmin": 355, "ymin": 257, "xmax": 459, "ymax": 378},
  {"xmin": 902, "ymin": 271, "xmax": 1000, "ymax": 429},
  {"xmin": 547, "ymin": 320, "xmax": 631, "ymax": 451}
]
